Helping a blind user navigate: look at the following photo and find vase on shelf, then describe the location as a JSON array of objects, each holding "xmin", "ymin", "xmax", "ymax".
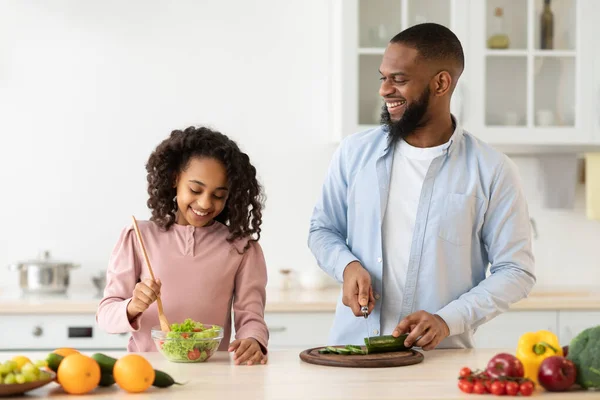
[{"xmin": 487, "ymin": 7, "xmax": 510, "ymax": 49}]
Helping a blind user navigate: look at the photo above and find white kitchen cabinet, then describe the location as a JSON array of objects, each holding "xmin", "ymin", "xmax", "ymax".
[
  {"xmin": 331, "ymin": 0, "xmax": 600, "ymax": 152},
  {"xmin": 264, "ymin": 312, "xmax": 334, "ymax": 349},
  {"xmin": 473, "ymin": 311, "xmax": 558, "ymax": 348},
  {"xmin": 0, "ymin": 314, "xmax": 129, "ymax": 351},
  {"xmin": 466, "ymin": 0, "xmax": 598, "ymax": 149},
  {"xmin": 557, "ymin": 311, "xmax": 600, "ymax": 345},
  {"xmin": 330, "ymin": 0, "xmax": 469, "ymax": 142}
]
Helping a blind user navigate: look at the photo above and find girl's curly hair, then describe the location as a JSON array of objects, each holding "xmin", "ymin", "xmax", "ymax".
[{"xmin": 145, "ymin": 126, "xmax": 264, "ymax": 252}]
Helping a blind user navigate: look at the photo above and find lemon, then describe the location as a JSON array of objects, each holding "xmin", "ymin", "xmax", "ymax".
[{"xmin": 11, "ymin": 356, "xmax": 31, "ymax": 370}]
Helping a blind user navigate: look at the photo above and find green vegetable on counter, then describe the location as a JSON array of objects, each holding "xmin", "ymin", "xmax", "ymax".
[
  {"xmin": 567, "ymin": 325, "xmax": 600, "ymax": 389},
  {"xmin": 317, "ymin": 334, "xmax": 411, "ymax": 356}
]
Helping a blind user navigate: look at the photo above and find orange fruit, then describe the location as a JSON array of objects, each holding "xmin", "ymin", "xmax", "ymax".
[
  {"xmin": 113, "ymin": 354, "xmax": 155, "ymax": 393},
  {"xmin": 56, "ymin": 353, "xmax": 100, "ymax": 395},
  {"xmin": 53, "ymin": 348, "xmax": 79, "ymax": 357}
]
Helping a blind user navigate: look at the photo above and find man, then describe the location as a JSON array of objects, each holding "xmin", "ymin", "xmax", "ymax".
[{"xmin": 308, "ymin": 23, "xmax": 535, "ymax": 350}]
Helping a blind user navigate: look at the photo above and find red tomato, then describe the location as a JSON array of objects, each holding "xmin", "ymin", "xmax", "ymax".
[
  {"xmin": 159, "ymin": 340, "xmax": 164, "ymax": 348},
  {"xmin": 519, "ymin": 381, "xmax": 534, "ymax": 396},
  {"xmin": 490, "ymin": 380, "xmax": 506, "ymax": 395},
  {"xmin": 187, "ymin": 348, "xmax": 201, "ymax": 360},
  {"xmin": 458, "ymin": 379, "xmax": 474, "ymax": 394},
  {"xmin": 181, "ymin": 333, "xmax": 189, "ymax": 339},
  {"xmin": 483, "ymin": 379, "xmax": 493, "ymax": 393},
  {"xmin": 459, "ymin": 367, "xmax": 472, "ymax": 378},
  {"xmin": 473, "ymin": 381, "xmax": 486, "ymax": 394},
  {"xmin": 506, "ymin": 381, "xmax": 519, "ymax": 396}
]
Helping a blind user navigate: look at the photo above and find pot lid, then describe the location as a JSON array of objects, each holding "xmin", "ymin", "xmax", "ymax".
[{"xmin": 9, "ymin": 250, "xmax": 80, "ymax": 270}]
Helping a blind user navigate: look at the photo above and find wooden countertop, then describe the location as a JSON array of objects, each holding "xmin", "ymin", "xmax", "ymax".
[
  {"xmin": 0, "ymin": 349, "xmax": 596, "ymax": 399},
  {"xmin": 0, "ymin": 286, "xmax": 599, "ymax": 314}
]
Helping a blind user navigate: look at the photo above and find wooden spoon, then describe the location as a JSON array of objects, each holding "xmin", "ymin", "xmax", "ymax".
[{"xmin": 131, "ymin": 215, "xmax": 170, "ymax": 332}]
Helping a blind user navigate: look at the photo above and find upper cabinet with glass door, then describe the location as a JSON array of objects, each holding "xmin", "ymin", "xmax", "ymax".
[
  {"xmin": 331, "ymin": 0, "xmax": 600, "ymax": 151},
  {"xmin": 465, "ymin": 0, "xmax": 598, "ymax": 148},
  {"xmin": 330, "ymin": 0, "xmax": 470, "ymax": 142}
]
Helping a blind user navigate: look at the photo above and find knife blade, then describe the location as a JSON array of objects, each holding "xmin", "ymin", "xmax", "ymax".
[{"xmin": 361, "ymin": 305, "xmax": 370, "ymax": 345}]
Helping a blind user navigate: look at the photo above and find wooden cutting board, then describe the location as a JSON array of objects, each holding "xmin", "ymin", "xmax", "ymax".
[{"xmin": 299, "ymin": 346, "xmax": 424, "ymax": 368}]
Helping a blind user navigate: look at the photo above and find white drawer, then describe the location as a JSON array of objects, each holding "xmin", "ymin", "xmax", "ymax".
[
  {"xmin": 0, "ymin": 314, "xmax": 130, "ymax": 351},
  {"xmin": 264, "ymin": 312, "xmax": 334, "ymax": 349}
]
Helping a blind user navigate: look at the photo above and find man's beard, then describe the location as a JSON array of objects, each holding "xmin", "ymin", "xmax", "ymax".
[{"xmin": 381, "ymin": 86, "xmax": 431, "ymax": 145}]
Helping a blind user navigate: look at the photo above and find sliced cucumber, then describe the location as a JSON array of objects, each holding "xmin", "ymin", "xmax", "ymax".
[
  {"xmin": 344, "ymin": 345, "xmax": 362, "ymax": 350},
  {"xmin": 349, "ymin": 347, "xmax": 366, "ymax": 355},
  {"xmin": 318, "ymin": 348, "xmax": 330, "ymax": 354},
  {"xmin": 326, "ymin": 346, "xmax": 339, "ymax": 354},
  {"xmin": 335, "ymin": 348, "xmax": 351, "ymax": 355}
]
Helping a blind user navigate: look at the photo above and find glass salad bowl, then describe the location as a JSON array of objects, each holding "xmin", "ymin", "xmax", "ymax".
[{"xmin": 151, "ymin": 319, "xmax": 223, "ymax": 363}]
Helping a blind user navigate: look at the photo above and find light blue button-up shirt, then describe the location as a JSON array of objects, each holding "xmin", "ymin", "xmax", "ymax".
[{"xmin": 308, "ymin": 120, "xmax": 536, "ymax": 348}]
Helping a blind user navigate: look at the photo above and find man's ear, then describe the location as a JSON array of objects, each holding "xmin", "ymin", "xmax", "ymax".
[{"xmin": 434, "ymin": 71, "xmax": 452, "ymax": 97}]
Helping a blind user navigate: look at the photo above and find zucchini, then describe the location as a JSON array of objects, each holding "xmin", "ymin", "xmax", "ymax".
[
  {"xmin": 98, "ymin": 372, "xmax": 115, "ymax": 387},
  {"xmin": 46, "ymin": 353, "xmax": 64, "ymax": 372},
  {"xmin": 91, "ymin": 353, "xmax": 117, "ymax": 374},
  {"xmin": 153, "ymin": 369, "xmax": 184, "ymax": 388},
  {"xmin": 318, "ymin": 348, "xmax": 330, "ymax": 354},
  {"xmin": 364, "ymin": 334, "xmax": 411, "ymax": 354}
]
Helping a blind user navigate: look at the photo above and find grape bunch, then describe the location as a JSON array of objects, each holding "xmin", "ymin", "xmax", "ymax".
[{"xmin": 0, "ymin": 357, "xmax": 51, "ymax": 385}]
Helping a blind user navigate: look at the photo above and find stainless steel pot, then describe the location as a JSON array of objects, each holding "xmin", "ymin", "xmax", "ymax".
[{"xmin": 8, "ymin": 251, "xmax": 80, "ymax": 294}]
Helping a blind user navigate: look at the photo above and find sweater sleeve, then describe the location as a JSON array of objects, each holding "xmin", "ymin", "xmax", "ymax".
[
  {"xmin": 96, "ymin": 225, "xmax": 143, "ymax": 333},
  {"xmin": 232, "ymin": 240, "xmax": 269, "ymax": 353}
]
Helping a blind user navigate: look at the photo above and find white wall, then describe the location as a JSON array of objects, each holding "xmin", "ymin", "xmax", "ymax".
[
  {"xmin": 0, "ymin": 0, "xmax": 337, "ymax": 289},
  {"xmin": 0, "ymin": 1, "xmax": 598, "ymax": 292}
]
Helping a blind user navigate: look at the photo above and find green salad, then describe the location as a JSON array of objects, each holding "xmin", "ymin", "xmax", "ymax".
[{"xmin": 159, "ymin": 318, "xmax": 222, "ymax": 362}]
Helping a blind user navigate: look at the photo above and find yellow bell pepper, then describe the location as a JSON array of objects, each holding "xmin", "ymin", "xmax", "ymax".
[{"xmin": 516, "ymin": 330, "xmax": 563, "ymax": 384}]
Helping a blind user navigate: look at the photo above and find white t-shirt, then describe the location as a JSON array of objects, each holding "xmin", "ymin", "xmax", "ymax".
[{"xmin": 380, "ymin": 138, "xmax": 448, "ymax": 335}]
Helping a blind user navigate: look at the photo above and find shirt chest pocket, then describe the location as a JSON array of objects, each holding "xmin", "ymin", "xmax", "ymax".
[{"xmin": 437, "ymin": 193, "xmax": 479, "ymax": 246}]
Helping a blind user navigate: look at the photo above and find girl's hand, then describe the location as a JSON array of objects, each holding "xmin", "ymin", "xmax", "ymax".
[
  {"xmin": 126, "ymin": 279, "xmax": 161, "ymax": 321},
  {"xmin": 228, "ymin": 338, "xmax": 267, "ymax": 366}
]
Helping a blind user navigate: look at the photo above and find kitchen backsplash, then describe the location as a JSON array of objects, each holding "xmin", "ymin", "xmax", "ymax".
[{"xmin": 509, "ymin": 156, "xmax": 600, "ymax": 288}]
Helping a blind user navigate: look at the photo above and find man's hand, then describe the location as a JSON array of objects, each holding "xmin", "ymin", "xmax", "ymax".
[
  {"xmin": 342, "ymin": 261, "xmax": 375, "ymax": 317},
  {"xmin": 393, "ymin": 311, "xmax": 450, "ymax": 351}
]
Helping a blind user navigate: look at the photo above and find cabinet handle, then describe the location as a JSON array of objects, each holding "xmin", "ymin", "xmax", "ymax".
[
  {"xmin": 32, "ymin": 326, "xmax": 43, "ymax": 337},
  {"xmin": 268, "ymin": 326, "xmax": 287, "ymax": 333}
]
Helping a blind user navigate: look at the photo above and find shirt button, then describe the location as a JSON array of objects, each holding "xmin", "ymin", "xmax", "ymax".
[
  {"xmin": 377, "ymin": 257, "xmax": 382, "ymax": 263},
  {"xmin": 373, "ymin": 329, "xmax": 379, "ymax": 335},
  {"xmin": 374, "ymin": 293, "xmax": 381, "ymax": 300}
]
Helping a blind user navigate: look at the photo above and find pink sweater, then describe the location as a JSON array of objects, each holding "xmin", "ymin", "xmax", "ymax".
[{"xmin": 96, "ymin": 220, "xmax": 269, "ymax": 353}]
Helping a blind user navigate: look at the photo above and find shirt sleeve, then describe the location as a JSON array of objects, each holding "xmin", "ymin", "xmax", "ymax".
[
  {"xmin": 232, "ymin": 240, "xmax": 269, "ymax": 353},
  {"xmin": 308, "ymin": 140, "xmax": 360, "ymax": 283},
  {"xmin": 96, "ymin": 224, "xmax": 144, "ymax": 333},
  {"xmin": 436, "ymin": 156, "xmax": 536, "ymax": 336}
]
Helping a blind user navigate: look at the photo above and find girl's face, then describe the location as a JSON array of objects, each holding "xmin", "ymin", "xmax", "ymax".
[{"xmin": 174, "ymin": 157, "xmax": 229, "ymax": 227}]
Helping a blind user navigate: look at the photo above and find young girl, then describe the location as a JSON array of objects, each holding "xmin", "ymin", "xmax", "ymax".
[{"xmin": 96, "ymin": 126, "xmax": 268, "ymax": 366}]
